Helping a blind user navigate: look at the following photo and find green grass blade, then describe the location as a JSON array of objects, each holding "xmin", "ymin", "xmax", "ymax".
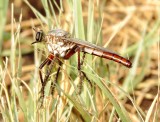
[
  {"xmin": 41, "ymin": 0, "xmax": 52, "ymax": 28},
  {"xmin": 87, "ymin": 0, "xmax": 94, "ymax": 43},
  {"xmin": 0, "ymin": 0, "xmax": 8, "ymax": 57},
  {"xmin": 123, "ymin": 20, "xmax": 160, "ymax": 56},
  {"xmin": 58, "ymin": 86, "xmax": 92, "ymax": 122},
  {"xmin": 73, "ymin": 0, "xmax": 85, "ymax": 39},
  {"xmin": 123, "ymin": 24, "xmax": 148, "ymax": 93},
  {"xmin": 24, "ymin": 0, "xmax": 47, "ymax": 25},
  {"xmin": 48, "ymin": 0, "xmax": 59, "ymax": 27},
  {"xmin": 83, "ymin": 69, "xmax": 131, "ymax": 122}
]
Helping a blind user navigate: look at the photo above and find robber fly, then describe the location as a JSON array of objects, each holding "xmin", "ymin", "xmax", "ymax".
[{"xmin": 32, "ymin": 28, "xmax": 132, "ymax": 107}]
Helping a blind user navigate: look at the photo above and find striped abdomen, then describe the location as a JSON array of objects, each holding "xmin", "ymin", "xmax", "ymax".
[{"xmin": 83, "ymin": 47, "xmax": 132, "ymax": 68}]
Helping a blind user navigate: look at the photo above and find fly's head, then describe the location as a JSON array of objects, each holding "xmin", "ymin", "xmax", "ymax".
[{"xmin": 32, "ymin": 27, "xmax": 45, "ymax": 44}]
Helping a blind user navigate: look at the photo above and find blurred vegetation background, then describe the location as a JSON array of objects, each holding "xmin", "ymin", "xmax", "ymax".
[{"xmin": 0, "ymin": 0, "xmax": 159, "ymax": 122}]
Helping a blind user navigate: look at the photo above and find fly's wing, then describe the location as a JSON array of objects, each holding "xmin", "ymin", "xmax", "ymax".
[
  {"xmin": 62, "ymin": 37, "xmax": 118, "ymax": 54},
  {"xmin": 62, "ymin": 37, "xmax": 132, "ymax": 68}
]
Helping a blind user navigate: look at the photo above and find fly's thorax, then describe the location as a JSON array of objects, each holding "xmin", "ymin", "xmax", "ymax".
[
  {"xmin": 48, "ymin": 29, "xmax": 71, "ymax": 38},
  {"xmin": 47, "ymin": 37, "xmax": 75, "ymax": 58},
  {"xmin": 45, "ymin": 29, "xmax": 71, "ymax": 45},
  {"xmin": 45, "ymin": 29, "xmax": 74, "ymax": 58}
]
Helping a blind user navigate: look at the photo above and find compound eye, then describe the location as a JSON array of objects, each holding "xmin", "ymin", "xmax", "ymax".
[{"xmin": 36, "ymin": 30, "xmax": 43, "ymax": 42}]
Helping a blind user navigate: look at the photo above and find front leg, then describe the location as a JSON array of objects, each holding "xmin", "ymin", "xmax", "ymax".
[
  {"xmin": 39, "ymin": 54, "xmax": 54, "ymax": 84},
  {"xmin": 50, "ymin": 60, "xmax": 62, "ymax": 95},
  {"xmin": 39, "ymin": 58, "xmax": 50, "ymax": 85},
  {"xmin": 39, "ymin": 54, "xmax": 55, "ymax": 107}
]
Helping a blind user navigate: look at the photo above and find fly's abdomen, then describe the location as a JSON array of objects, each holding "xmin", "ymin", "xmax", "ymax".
[
  {"xmin": 83, "ymin": 47, "xmax": 132, "ymax": 68},
  {"xmin": 102, "ymin": 51, "xmax": 132, "ymax": 68}
]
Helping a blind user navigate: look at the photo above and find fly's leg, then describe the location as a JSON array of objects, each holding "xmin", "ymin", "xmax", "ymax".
[
  {"xmin": 39, "ymin": 59, "xmax": 55, "ymax": 107},
  {"xmin": 81, "ymin": 71, "xmax": 92, "ymax": 87},
  {"xmin": 50, "ymin": 60, "xmax": 62, "ymax": 95},
  {"xmin": 63, "ymin": 45, "xmax": 92, "ymax": 93},
  {"xmin": 80, "ymin": 52, "xmax": 86, "ymax": 66},
  {"xmin": 77, "ymin": 51, "xmax": 86, "ymax": 94},
  {"xmin": 39, "ymin": 55, "xmax": 55, "ymax": 108},
  {"xmin": 38, "ymin": 58, "xmax": 50, "ymax": 107},
  {"xmin": 81, "ymin": 53, "xmax": 93, "ymax": 88},
  {"xmin": 39, "ymin": 58, "xmax": 50, "ymax": 85},
  {"xmin": 77, "ymin": 52, "xmax": 93, "ymax": 94}
]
